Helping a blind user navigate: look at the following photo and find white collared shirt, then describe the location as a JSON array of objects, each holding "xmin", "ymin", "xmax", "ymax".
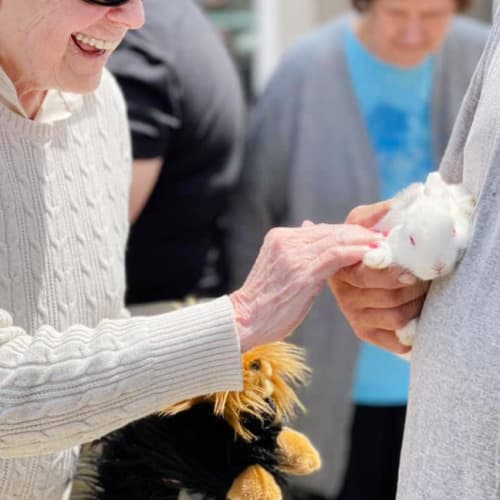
[{"xmin": 0, "ymin": 66, "xmax": 83, "ymax": 123}]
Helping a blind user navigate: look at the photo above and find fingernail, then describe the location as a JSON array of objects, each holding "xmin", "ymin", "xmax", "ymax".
[
  {"xmin": 399, "ymin": 273, "xmax": 417, "ymax": 285},
  {"xmin": 369, "ymin": 242, "xmax": 380, "ymax": 249}
]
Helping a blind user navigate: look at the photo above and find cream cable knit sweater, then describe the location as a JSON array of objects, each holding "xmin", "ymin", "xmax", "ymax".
[{"xmin": 0, "ymin": 69, "xmax": 243, "ymax": 500}]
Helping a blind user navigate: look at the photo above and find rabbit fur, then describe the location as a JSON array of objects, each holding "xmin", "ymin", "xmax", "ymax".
[{"xmin": 363, "ymin": 172, "xmax": 475, "ymax": 350}]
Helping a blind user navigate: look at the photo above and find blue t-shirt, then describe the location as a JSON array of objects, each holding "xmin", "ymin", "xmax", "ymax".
[{"xmin": 344, "ymin": 26, "xmax": 436, "ymax": 405}]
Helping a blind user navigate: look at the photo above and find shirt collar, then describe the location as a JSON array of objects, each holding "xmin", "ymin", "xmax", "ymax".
[{"xmin": 0, "ymin": 66, "xmax": 83, "ymax": 123}]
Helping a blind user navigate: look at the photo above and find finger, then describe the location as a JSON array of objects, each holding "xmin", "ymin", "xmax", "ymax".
[
  {"xmin": 313, "ymin": 245, "xmax": 373, "ymax": 280},
  {"xmin": 345, "ymin": 200, "xmax": 393, "ymax": 227},
  {"xmin": 335, "ymin": 281, "xmax": 430, "ymax": 310},
  {"xmin": 332, "ymin": 262, "xmax": 419, "ymax": 290},
  {"xmin": 360, "ymin": 328, "xmax": 412, "ymax": 354},
  {"xmin": 356, "ymin": 298, "xmax": 425, "ymax": 331},
  {"xmin": 331, "ymin": 224, "xmax": 383, "ymax": 245},
  {"xmin": 291, "ymin": 224, "xmax": 380, "ymax": 262},
  {"xmin": 298, "ymin": 226, "xmax": 382, "ymax": 264},
  {"xmin": 302, "ymin": 220, "xmax": 314, "ymax": 227}
]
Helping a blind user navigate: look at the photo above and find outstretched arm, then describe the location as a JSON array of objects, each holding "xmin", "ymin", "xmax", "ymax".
[
  {"xmin": 231, "ymin": 222, "xmax": 380, "ymax": 351},
  {"xmin": 0, "ymin": 220, "xmax": 378, "ymax": 459}
]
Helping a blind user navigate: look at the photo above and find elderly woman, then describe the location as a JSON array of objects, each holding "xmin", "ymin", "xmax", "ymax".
[
  {"xmin": 0, "ymin": 1, "xmax": 381, "ymax": 499},
  {"xmin": 228, "ymin": 0, "xmax": 488, "ymax": 499}
]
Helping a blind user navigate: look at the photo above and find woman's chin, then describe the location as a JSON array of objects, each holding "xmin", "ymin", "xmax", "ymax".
[{"xmin": 64, "ymin": 71, "xmax": 103, "ymax": 95}]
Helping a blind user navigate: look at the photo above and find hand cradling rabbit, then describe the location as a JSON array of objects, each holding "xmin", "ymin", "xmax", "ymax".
[{"xmin": 363, "ymin": 172, "xmax": 475, "ymax": 354}]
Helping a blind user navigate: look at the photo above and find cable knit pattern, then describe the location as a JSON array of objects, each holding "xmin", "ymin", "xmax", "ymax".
[{"xmin": 0, "ymin": 69, "xmax": 243, "ymax": 500}]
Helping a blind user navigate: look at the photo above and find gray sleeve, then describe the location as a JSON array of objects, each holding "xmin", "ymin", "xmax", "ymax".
[
  {"xmin": 440, "ymin": 22, "xmax": 497, "ymax": 183},
  {"xmin": 107, "ymin": 32, "xmax": 179, "ymax": 160}
]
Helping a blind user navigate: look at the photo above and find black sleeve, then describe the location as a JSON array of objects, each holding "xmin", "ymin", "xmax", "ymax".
[{"xmin": 107, "ymin": 32, "xmax": 180, "ymax": 159}]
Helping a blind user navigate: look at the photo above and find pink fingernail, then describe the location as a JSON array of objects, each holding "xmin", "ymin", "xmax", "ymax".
[{"xmin": 369, "ymin": 242, "xmax": 380, "ymax": 249}]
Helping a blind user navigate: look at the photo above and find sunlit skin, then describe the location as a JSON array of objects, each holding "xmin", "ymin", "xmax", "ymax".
[
  {"xmin": 356, "ymin": 0, "xmax": 457, "ymax": 67},
  {"xmin": 0, "ymin": 0, "xmax": 145, "ymax": 119}
]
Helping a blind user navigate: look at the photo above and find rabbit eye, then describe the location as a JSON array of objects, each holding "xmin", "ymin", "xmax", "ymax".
[{"xmin": 409, "ymin": 236, "xmax": 416, "ymax": 246}]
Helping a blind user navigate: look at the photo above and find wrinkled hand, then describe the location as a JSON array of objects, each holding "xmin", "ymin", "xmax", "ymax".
[
  {"xmin": 230, "ymin": 223, "xmax": 381, "ymax": 351},
  {"xmin": 329, "ymin": 201, "xmax": 429, "ymax": 354}
]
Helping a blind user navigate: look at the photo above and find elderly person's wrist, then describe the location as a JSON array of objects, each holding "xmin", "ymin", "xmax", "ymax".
[{"xmin": 230, "ymin": 290, "xmax": 255, "ymax": 352}]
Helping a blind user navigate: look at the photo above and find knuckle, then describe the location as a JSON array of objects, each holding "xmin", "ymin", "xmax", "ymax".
[
  {"xmin": 346, "ymin": 205, "xmax": 366, "ymax": 224},
  {"xmin": 342, "ymin": 293, "xmax": 362, "ymax": 312},
  {"xmin": 354, "ymin": 325, "xmax": 373, "ymax": 343},
  {"xmin": 392, "ymin": 307, "xmax": 415, "ymax": 329},
  {"xmin": 331, "ymin": 226, "xmax": 347, "ymax": 245},
  {"xmin": 265, "ymin": 227, "xmax": 285, "ymax": 251},
  {"xmin": 329, "ymin": 276, "xmax": 341, "ymax": 293},
  {"xmin": 331, "ymin": 284, "xmax": 358, "ymax": 311},
  {"xmin": 388, "ymin": 288, "xmax": 408, "ymax": 307}
]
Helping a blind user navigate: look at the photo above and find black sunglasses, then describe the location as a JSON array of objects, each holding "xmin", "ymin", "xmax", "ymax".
[{"xmin": 83, "ymin": 0, "xmax": 133, "ymax": 6}]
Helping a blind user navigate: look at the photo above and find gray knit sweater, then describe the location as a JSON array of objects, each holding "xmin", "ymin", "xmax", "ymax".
[
  {"xmin": 0, "ymin": 69, "xmax": 242, "ymax": 500},
  {"xmin": 398, "ymin": 11, "xmax": 500, "ymax": 500}
]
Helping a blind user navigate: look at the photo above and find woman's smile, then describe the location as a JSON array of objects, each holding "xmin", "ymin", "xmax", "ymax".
[{"xmin": 71, "ymin": 33, "xmax": 121, "ymax": 57}]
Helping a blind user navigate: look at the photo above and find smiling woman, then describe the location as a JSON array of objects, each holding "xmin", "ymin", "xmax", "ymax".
[
  {"xmin": 0, "ymin": 0, "xmax": 144, "ymax": 118},
  {"xmin": 0, "ymin": 1, "xmax": 381, "ymax": 499}
]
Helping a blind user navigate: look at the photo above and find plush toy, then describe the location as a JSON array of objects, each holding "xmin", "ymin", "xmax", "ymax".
[
  {"xmin": 81, "ymin": 342, "xmax": 321, "ymax": 500},
  {"xmin": 363, "ymin": 171, "xmax": 475, "ymax": 348}
]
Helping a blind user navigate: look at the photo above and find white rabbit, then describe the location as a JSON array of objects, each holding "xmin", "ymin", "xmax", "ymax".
[{"xmin": 363, "ymin": 172, "xmax": 475, "ymax": 351}]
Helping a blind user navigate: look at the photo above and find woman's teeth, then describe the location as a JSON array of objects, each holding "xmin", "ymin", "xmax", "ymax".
[{"xmin": 74, "ymin": 33, "xmax": 117, "ymax": 51}]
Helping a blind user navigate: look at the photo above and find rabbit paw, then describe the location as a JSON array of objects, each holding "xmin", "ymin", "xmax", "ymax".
[
  {"xmin": 363, "ymin": 243, "xmax": 393, "ymax": 269},
  {"xmin": 396, "ymin": 319, "xmax": 418, "ymax": 347}
]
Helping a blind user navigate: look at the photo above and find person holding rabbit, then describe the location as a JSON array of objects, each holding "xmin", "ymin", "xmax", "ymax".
[{"xmin": 228, "ymin": 0, "xmax": 488, "ymax": 499}]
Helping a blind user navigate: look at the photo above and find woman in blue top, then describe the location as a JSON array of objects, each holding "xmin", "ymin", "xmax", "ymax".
[{"xmin": 228, "ymin": 1, "xmax": 488, "ymax": 499}]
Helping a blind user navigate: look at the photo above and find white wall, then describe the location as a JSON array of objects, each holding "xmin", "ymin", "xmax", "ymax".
[{"xmin": 253, "ymin": 0, "xmax": 349, "ymax": 90}]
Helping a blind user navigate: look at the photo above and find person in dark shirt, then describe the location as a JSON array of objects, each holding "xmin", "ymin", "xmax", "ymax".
[{"xmin": 107, "ymin": 0, "xmax": 245, "ymax": 304}]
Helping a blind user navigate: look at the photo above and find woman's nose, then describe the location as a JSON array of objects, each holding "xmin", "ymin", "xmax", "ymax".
[
  {"xmin": 107, "ymin": 0, "xmax": 145, "ymax": 30},
  {"xmin": 401, "ymin": 19, "xmax": 424, "ymax": 46}
]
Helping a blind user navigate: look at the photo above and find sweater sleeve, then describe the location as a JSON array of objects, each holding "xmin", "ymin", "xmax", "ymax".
[{"xmin": 0, "ymin": 296, "xmax": 242, "ymax": 458}]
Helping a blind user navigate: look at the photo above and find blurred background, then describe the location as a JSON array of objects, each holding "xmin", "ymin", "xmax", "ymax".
[{"xmin": 199, "ymin": 0, "xmax": 493, "ymax": 99}]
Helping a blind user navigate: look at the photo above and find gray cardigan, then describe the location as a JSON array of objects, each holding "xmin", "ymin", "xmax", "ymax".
[
  {"xmin": 399, "ymin": 10, "xmax": 500, "ymax": 499},
  {"xmin": 229, "ymin": 14, "xmax": 488, "ymax": 497}
]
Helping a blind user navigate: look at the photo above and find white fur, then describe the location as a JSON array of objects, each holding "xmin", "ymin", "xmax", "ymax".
[{"xmin": 363, "ymin": 172, "xmax": 475, "ymax": 353}]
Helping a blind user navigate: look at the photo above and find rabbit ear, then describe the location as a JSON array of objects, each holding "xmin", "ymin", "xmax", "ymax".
[
  {"xmin": 424, "ymin": 172, "xmax": 446, "ymax": 197},
  {"xmin": 395, "ymin": 183, "xmax": 425, "ymax": 210}
]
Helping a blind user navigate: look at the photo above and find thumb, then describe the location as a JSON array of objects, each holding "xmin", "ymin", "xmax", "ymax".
[
  {"xmin": 345, "ymin": 200, "xmax": 392, "ymax": 227},
  {"xmin": 314, "ymin": 245, "xmax": 370, "ymax": 281}
]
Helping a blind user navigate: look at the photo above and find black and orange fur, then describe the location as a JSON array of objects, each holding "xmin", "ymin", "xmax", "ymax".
[{"xmin": 84, "ymin": 342, "xmax": 321, "ymax": 500}]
